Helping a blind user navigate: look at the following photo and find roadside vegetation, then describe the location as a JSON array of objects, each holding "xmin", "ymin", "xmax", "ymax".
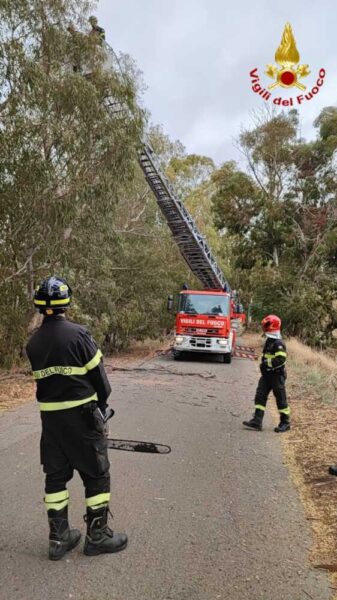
[
  {"xmin": 1, "ymin": 0, "xmax": 337, "ymax": 371},
  {"xmin": 246, "ymin": 332, "xmax": 337, "ymax": 596},
  {"xmin": 284, "ymin": 337, "xmax": 337, "ymax": 593}
]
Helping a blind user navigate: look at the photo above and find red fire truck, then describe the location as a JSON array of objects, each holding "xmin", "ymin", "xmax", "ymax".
[{"xmin": 173, "ymin": 289, "xmax": 235, "ymax": 362}]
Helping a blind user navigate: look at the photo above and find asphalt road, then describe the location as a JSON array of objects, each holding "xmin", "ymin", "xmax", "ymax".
[{"xmin": 0, "ymin": 350, "xmax": 331, "ymax": 600}]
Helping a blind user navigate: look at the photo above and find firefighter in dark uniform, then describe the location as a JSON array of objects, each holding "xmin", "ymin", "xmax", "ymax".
[
  {"xmin": 89, "ymin": 15, "xmax": 106, "ymax": 43},
  {"xmin": 26, "ymin": 276, "xmax": 127, "ymax": 560},
  {"xmin": 243, "ymin": 314, "xmax": 290, "ymax": 433}
]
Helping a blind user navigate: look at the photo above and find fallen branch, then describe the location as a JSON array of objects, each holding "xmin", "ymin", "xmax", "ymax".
[
  {"xmin": 108, "ymin": 366, "xmax": 215, "ymax": 379},
  {"xmin": 311, "ymin": 480, "xmax": 334, "ymax": 487},
  {"xmin": 303, "ymin": 590, "xmax": 314, "ymax": 600},
  {"xmin": 137, "ymin": 347, "xmax": 173, "ymax": 367},
  {"xmin": 0, "ymin": 373, "xmax": 31, "ymax": 382},
  {"xmin": 314, "ymin": 563, "xmax": 337, "ymax": 572}
]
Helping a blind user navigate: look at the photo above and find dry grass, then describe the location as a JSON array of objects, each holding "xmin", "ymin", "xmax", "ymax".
[
  {"xmin": 288, "ymin": 338, "xmax": 337, "ymax": 373},
  {"xmin": 0, "ymin": 374, "xmax": 35, "ymax": 412},
  {"xmin": 243, "ymin": 334, "xmax": 337, "ymax": 594},
  {"xmin": 273, "ymin": 337, "xmax": 337, "ymax": 597},
  {"xmin": 240, "ymin": 331, "xmax": 263, "ymax": 350},
  {"xmin": 286, "ymin": 338, "xmax": 337, "ymax": 408},
  {"xmin": 288, "ymin": 339, "xmax": 337, "ymax": 397}
]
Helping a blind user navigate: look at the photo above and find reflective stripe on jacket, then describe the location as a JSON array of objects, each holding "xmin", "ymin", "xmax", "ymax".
[
  {"xmin": 26, "ymin": 316, "xmax": 111, "ymax": 410},
  {"xmin": 261, "ymin": 337, "xmax": 287, "ymax": 372}
]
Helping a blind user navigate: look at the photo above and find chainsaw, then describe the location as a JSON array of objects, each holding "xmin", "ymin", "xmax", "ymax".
[
  {"xmin": 107, "ymin": 438, "xmax": 171, "ymax": 454},
  {"xmin": 100, "ymin": 407, "xmax": 171, "ymax": 454}
]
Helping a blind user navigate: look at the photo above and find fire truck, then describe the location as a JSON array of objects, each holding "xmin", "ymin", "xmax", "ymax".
[
  {"xmin": 138, "ymin": 145, "xmax": 244, "ymax": 364},
  {"xmin": 97, "ymin": 40, "xmax": 245, "ymax": 363},
  {"xmin": 173, "ymin": 289, "xmax": 235, "ymax": 363}
]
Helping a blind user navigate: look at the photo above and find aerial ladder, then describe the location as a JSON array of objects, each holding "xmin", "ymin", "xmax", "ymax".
[
  {"xmin": 138, "ymin": 145, "xmax": 230, "ymax": 290},
  {"xmin": 90, "ymin": 38, "xmax": 241, "ymax": 361},
  {"xmin": 100, "ymin": 40, "xmax": 229, "ymax": 291}
]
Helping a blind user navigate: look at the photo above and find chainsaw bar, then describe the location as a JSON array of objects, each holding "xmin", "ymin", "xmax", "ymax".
[{"xmin": 107, "ymin": 438, "xmax": 171, "ymax": 454}]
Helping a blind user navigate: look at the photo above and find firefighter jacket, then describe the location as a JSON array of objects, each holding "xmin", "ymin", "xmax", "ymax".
[
  {"xmin": 260, "ymin": 336, "xmax": 287, "ymax": 375},
  {"xmin": 90, "ymin": 25, "xmax": 105, "ymax": 42},
  {"xmin": 26, "ymin": 315, "xmax": 111, "ymax": 412}
]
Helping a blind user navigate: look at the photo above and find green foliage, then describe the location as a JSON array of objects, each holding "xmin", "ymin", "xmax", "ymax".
[
  {"xmin": 0, "ymin": 0, "xmax": 204, "ymax": 366},
  {"xmin": 212, "ymin": 161, "xmax": 261, "ymax": 234},
  {"xmin": 167, "ymin": 154, "xmax": 215, "ymax": 196},
  {"xmin": 249, "ymin": 266, "xmax": 337, "ymax": 346},
  {"xmin": 211, "ymin": 107, "xmax": 337, "ymax": 347},
  {"xmin": 314, "ymin": 106, "xmax": 337, "ymax": 151},
  {"xmin": 0, "ymin": 0, "xmax": 143, "ymax": 364},
  {"xmin": 2, "ymin": 3, "xmax": 337, "ymax": 364}
]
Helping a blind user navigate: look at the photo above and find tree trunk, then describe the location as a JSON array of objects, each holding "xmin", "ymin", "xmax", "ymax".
[
  {"xmin": 27, "ymin": 251, "xmax": 34, "ymax": 299},
  {"xmin": 273, "ymin": 246, "xmax": 279, "ymax": 267}
]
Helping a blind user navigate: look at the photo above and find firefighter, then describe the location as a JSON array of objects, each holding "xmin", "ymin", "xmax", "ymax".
[
  {"xmin": 243, "ymin": 314, "xmax": 290, "ymax": 433},
  {"xmin": 26, "ymin": 276, "xmax": 127, "ymax": 560},
  {"xmin": 67, "ymin": 23, "xmax": 83, "ymax": 73},
  {"xmin": 88, "ymin": 15, "xmax": 106, "ymax": 43}
]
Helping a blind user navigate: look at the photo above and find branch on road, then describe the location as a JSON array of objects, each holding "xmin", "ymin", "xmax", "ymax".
[
  {"xmin": 302, "ymin": 591, "xmax": 315, "ymax": 599},
  {"xmin": 108, "ymin": 366, "xmax": 216, "ymax": 379},
  {"xmin": 0, "ymin": 373, "xmax": 30, "ymax": 382}
]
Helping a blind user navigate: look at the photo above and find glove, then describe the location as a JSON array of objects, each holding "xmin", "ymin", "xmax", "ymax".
[
  {"xmin": 82, "ymin": 403, "xmax": 114, "ymax": 435},
  {"xmin": 103, "ymin": 407, "xmax": 115, "ymax": 422},
  {"xmin": 102, "ymin": 407, "xmax": 114, "ymax": 438}
]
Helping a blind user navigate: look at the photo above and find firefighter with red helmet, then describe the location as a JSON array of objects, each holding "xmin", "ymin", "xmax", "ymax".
[
  {"xmin": 243, "ymin": 314, "xmax": 290, "ymax": 433},
  {"xmin": 26, "ymin": 276, "xmax": 127, "ymax": 560}
]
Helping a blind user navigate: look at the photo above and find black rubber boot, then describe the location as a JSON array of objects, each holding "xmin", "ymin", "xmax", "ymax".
[
  {"xmin": 243, "ymin": 417, "xmax": 263, "ymax": 431},
  {"xmin": 274, "ymin": 413, "xmax": 291, "ymax": 433},
  {"xmin": 83, "ymin": 506, "xmax": 128, "ymax": 556},
  {"xmin": 48, "ymin": 506, "xmax": 81, "ymax": 561},
  {"xmin": 243, "ymin": 408, "xmax": 264, "ymax": 431},
  {"xmin": 274, "ymin": 421, "xmax": 291, "ymax": 433}
]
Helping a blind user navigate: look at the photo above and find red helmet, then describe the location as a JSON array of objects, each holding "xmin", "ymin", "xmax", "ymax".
[{"xmin": 261, "ymin": 314, "xmax": 281, "ymax": 333}]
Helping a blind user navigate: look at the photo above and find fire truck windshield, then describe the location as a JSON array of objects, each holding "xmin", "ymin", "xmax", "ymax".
[{"xmin": 178, "ymin": 294, "xmax": 230, "ymax": 316}]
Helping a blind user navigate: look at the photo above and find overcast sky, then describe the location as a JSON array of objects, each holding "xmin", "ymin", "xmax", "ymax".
[{"xmin": 96, "ymin": 0, "xmax": 337, "ymax": 166}]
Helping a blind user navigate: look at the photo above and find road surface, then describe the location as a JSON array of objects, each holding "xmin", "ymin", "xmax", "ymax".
[{"xmin": 0, "ymin": 350, "xmax": 331, "ymax": 600}]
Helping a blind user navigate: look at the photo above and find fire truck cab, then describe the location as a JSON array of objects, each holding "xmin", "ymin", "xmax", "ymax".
[{"xmin": 172, "ymin": 289, "xmax": 236, "ymax": 363}]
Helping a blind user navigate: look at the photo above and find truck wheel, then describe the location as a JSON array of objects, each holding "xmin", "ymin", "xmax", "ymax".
[
  {"xmin": 173, "ymin": 350, "xmax": 183, "ymax": 360},
  {"xmin": 223, "ymin": 352, "xmax": 232, "ymax": 364}
]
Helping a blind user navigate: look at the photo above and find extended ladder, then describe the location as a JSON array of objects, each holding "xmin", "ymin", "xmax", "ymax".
[
  {"xmin": 102, "ymin": 42, "xmax": 230, "ymax": 291},
  {"xmin": 138, "ymin": 145, "xmax": 228, "ymax": 290}
]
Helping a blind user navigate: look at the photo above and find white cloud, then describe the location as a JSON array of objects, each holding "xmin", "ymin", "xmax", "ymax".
[{"xmin": 96, "ymin": 0, "xmax": 337, "ymax": 163}]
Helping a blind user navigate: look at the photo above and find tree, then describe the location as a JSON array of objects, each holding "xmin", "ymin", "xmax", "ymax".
[
  {"xmin": 212, "ymin": 107, "xmax": 337, "ymax": 345},
  {"xmin": 0, "ymin": 0, "xmax": 143, "ymax": 364},
  {"xmin": 0, "ymin": 0, "xmax": 225, "ymax": 365}
]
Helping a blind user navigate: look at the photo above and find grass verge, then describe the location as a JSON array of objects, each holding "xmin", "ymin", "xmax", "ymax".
[
  {"xmin": 243, "ymin": 333, "xmax": 337, "ymax": 597},
  {"xmin": 281, "ymin": 338, "xmax": 337, "ymax": 598}
]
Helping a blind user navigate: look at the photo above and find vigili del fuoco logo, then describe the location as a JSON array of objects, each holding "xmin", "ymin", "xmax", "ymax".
[{"xmin": 249, "ymin": 23, "xmax": 326, "ymax": 107}]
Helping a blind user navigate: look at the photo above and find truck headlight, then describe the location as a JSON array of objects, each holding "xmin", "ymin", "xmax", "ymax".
[
  {"xmin": 218, "ymin": 339, "xmax": 229, "ymax": 347},
  {"xmin": 175, "ymin": 336, "xmax": 184, "ymax": 345}
]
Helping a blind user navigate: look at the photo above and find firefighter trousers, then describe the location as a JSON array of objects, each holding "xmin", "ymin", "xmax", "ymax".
[
  {"xmin": 40, "ymin": 404, "xmax": 110, "ymax": 512},
  {"xmin": 254, "ymin": 371, "xmax": 290, "ymax": 422}
]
